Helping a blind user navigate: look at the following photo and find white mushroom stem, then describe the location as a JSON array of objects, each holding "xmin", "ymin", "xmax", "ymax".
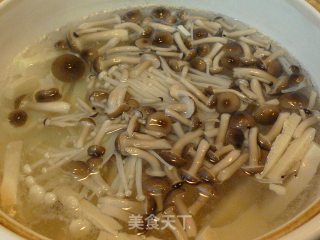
[
  {"xmin": 98, "ymin": 204, "xmax": 131, "ymax": 222},
  {"xmin": 212, "ymin": 50, "xmax": 225, "ymax": 73},
  {"xmin": 208, "ymin": 150, "xmax": 241, "ymax": 176},
  {"xmin": 215, "ymin": 17, "xmax": 236, "ymax": 31},
  {"xmin": 216, "ymin": 113, "xmax": 231, "ymax": 148},
  {"xmin": 105, "ymin": 46, "xmax": 141, "ymax": 55},
  {"xmin": 76, "ymin": 125, "xmax": 94, "ymax": 149},
  {"xmin": 149, "ymin": 150, "xmax": 174, "ymax": 170},
  {"xmin": 22, "ymin": 101, "xmax": 71, "ymax": 113},
  {"xmin": 264, "ymin": 49, "xmax": 286, "ymax": 65},
  {"xmin": 250, "ymin": 79, "xmax": 265, "ymax": 105},
  {"xmin": 215, "ymin": 144, "xmax": 235, "ymax": 158},
  {"xmin": 140, "ymin": 128, "xmax": 166, "ymax": 138},
  {"xmin": 155, "ymin": 51, "xmax": 183, "ymax": 58},
  {"xmin": 125, "ymin": 147, "xmax": 165, "ymax": 177},
  {"xmin": 204, "ymin": 42, "xmax": 224, "ymax": 63},
  {"xmin": 172, "ymin": 129, "xmax": 204, "ymax": 155},
  {"xmin": 165, "ymin": 167, "xmax": 183, "ymax": 186},
  {"xmin": 114, "ymin": 22, "xmax": 144, "ymax": 34},
  {"xmin": 217, "ymin": 152, "xmax": 249, "ymax": 182},
  {"xmin": 115, "ymin": 153, "xmax": 131, "ymax": 197},
  {"xmin": 224, "ymin": 28, "xmax": 256, "ymax": 38},
  {"xmin": 233, "ymin": 67, "xmax": 278, "ymax": 85},
  {"xmin": 238, "ymin": 79, "xmax": 258, "ymax": 100},
  {"xmin": 259, "ymin": 113, "xmax": 302, "ymax": 178},
  {"xmin": 259, "ymin": 112, "xmax": 290, "ymax": 147},
  {"xmin": 132, "ymin": 132, "xmax": 156, "ymax": 140},
  {"xmin": 265, "ymin": 99, "xmax": 280, "ymax": 105},
  {"xmin": 97, "ymin": 37, "xmax": 121, "ymax": 55},
  {"xmin": 174, "ymin": 197, "xmax": 197, "ymax": 238},
  {"xmin": 165, "ymin": 108, "xmax": 192, "ymax": 127},
  {"xmin": 80, "ymin": 199, "xmax": 122, "ymax": 235},
  {"xmin": 121, "ymin": 136, "xmax": 172, "ymax": 150},
  {"xmin": 75, "ymin": 27, "xmax": 110, "ymax": 36},
  {"xmin": 98, "ymin": 56, "xmax": 140, "ymax": 70},
  {"xmin": 187, "ymin": 139, "xmax": 210, "ymax": 176},
  {"xmin": 173, "ymin": 32, "xmax": 191, "ymax": 56},
  {"xmin": 78, "ymin": 15, "xmax": 121, "ymax": 29},
  {"xmin": 127, "ymin": 115, "xmax": 138, "ymax": 137},
  {"xmin": 149, "ymin": 45, "xmax": 178, "ymax": 52},
  {"xmin": 162, "ymin": 208, "xmax": 188, "ymax": 240},
  {"xmin": 293, "ymin": 116, "xmax": 319, "ymax": 139},
  {"xmin": 1, "ymin": 141, "xmax": 23, "ymax": 214},
  {"xmin": 249, "ymin": 127, "xmax": 260, "ymax": 166},
  {"xmin": 266, "ymin": 128, "xmax": 316, "ymax": 181},
  {"xmin": 172, "ymin": 122, "xmax": 185, "ymax": 137},
  {"xmin": 308, "ymin": 90, "xmax": 317, "ymax": 110},
  {"xmin": 147, "ymin": 22, "xmax": 176, "ymax": 32},
  {"xmin": 239, "ymin": 41, "xmax": 255, "ymax": 63},
  {"xmin": 94, "ymin": 120, "xmax": 112, "ymax": 145},
  {"xmin": 135, "ymin": 158, "xmax": 145, "ymax": 201},
  {"xmin": 191, "ymin": 37, "xmax": 228, "ymax": 46},
  {"xmin": 239, "ymin": 36, "xmax": 270, "ymax": 48}
]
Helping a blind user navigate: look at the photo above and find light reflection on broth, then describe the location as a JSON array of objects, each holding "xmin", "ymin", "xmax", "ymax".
[{"xmin": 0, "ymin": 6, "xmax": 320, "ymax": 240}]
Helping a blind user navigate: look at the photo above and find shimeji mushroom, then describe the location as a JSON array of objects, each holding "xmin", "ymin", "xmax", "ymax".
[
  {"xmin": 1, "ymin": 141, "xmax": 23, "ymax": 214},
  {"xmin": 188, "ymin": 183, "xmax": 216, "ymax": 216},
  {"xmin": 8, "ymin": 110, "xmax": 28, "ymax": 127},
  {"xmin": 258, "ymin": 113, "xmax": 302, "ymax": 178},
  {"xmin": 69, "ymin": 218, "xmax": 93, "ymax": 239},
  {"xmin": 129, "ymin": 54, "xmax": 160, "ymax": 78},
  {"xmin": 182, "ymin": 139, "xmax": 210, "ymax": 184},
  {"xmin": 217, "ymin": 152, "xmax": 249, "ymax": 182},
  {"xmin": 225, "ymin": 128, "xmax": 245, "ymax": 148},
  {"xmin": 34, "ymin": 88, "xmax": 62, "ymax": 102},
  {"xmin": 158, "ymin": 128, "xmax": 204, "ymax": 167},
  {"xmin": 104, "ymin": 84, "xmax": 130, "ymax": 118},
  {"xmin": 258, "ymin": 112, "xmax": 290, "ymax": 150},
  {"xmin": 279, "ymin": 92, "xmax": 309, "ymax": 110},
  {"xmin": 254, "ymin": 105, "xmax": 280, "ymax": 125},
  {"xmin": 216, "ymin": 93, "xmax": 241, "ymax": 113},
  {"xmin": 164, "ymin": 166, "xmax": 184, "ymax": 189},
  {"xmin": 206, "ymin": 150, "xmax": 241, "ymax": 177},
  {"xmin": 145, "ymin": 111, "xmax": 172, "ymax": 135},
  {"xmin": 116, "ymin": 133, "xmax": 171, "ymax": 153},
  {"xmin": 20, "ymin": 99, "xmax": 71, "ymax": 114},
  {"xmin": 215, "ymin": 113, "xmax": 231, "ymax": 148},
  {"xmin": 123, "ymin": 9, "xmax": 143, "ymax": 24},
  {"xmin": 233, "ymin": 67, "xmax": 278, "ymax": 85},
  {"xmin": 62, "ymin": 160, "xmax": 91, "ymax": 180},
  {"xmin": 67, "ymin": 29, "xmax": 128, "ymax": 52},
  {"xmin": 229, "ymin": 112, "xmax": 256, "ymax": 129},
  {"xmin": 165, "ymin": 188, "xmax": 197, "ymax": 237},
  {"xmin": 144, "ymin": 177, "xmax": 170, "ymax": 212},
  {"xmin": 78, "ymin": 14, "xmax": 121, "ymax": 29},
  {"xmin": 246, "ymin": 127, "xmax": 262, "ymax": 173},
  {"xmin": 94, "ymin": 55, "xmax": 140, "ymax": 73},
  {"xmin": 51, "ymin": 54, "xmax": 86, "ymax": 82},
  {"xmin": 293, "ymin": 116, "xmax": 319, "ymax": 139},
  {"xmin": 75, "ymin": 118, "xmax": 96, "ymax": 148},
  {"xmin": 265, "ymin": 128, "xmax": 315, "ymax": 182},
  {"xmin": 250, "ymin": 79, "xmax": 265, "ymax": 105},
  {"xmin": 236, "ymin": 79, "xmax": 258, "ymax": 100},
  {"xmin": 87, "ymin": 145, "xmax": 106, "ymax": 158}
]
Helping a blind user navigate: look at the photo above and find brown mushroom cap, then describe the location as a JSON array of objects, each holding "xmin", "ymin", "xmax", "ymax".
[
  {"xmin": 258, "ymin": 134, "xmax": 272, "ymax": 151},
  {"xmin": 158, "ymin": 150, "xmax": 187, "ymax": 168},
  {"xmin": 205, "ymin": 147, "xmax": 219, "ymax": 164},
  {"xmin": 181, "ymin": 168, "xmax": 200, "ymax": 184},
  {"xmin": 135, "ymin": 38, "xmax": 152, "ymax": 49},
  {"xmin": 216, "ymin": 92, "xmax": 241, "ymax": 113},
  {"xmin": 222, "ymin": 42, "xmax": 243, "ymax": 58},
  {"xmin": 168, "ymin": 59, "xmax": 184, "ymax": 72},
  {"xmin": 51, "ymin": 54, "xmax": 86, "ymax": 82},
  {"xmin": 34, "ymin": 88, "xmax": 62, "ymax": 103},
  {"xmin": 193, "ymin": 28, "xmax": 209, "ymax": 40},
  {"xmin": 123, "ymin": 9, "xmax": 143, "ymax": 24},
  {"xmin": 220, "ymin": 55, "xmax": 241, "ymax": 70},
  {"xmin": 269, "ymin": 77, "xmax": 289, "ymax": 95},
  {"xmin": 288, "ymin": 73, "xmax": 305, "ymax": 87},
  {"xmin": 254, "ymin": 105, "xmax": 280, "ymax": 125},
  {"xmin": 190, "ymin": 57, "xmax": 207, "ymax": 72},
  {"xmin": 197, "ymin": 183, "xmax": 216, "ymax": 198},
  {"xmin": 225, "ymin": 128, "xmax": 244, "ymax": 148},
  {"xmin": 54, "ymin": 40, "xmax": 69, "ymax": 51},
  {"xmin": 229, "ymin": 112, "xmax": 256, "ymax": 129},
  {"xmin": 89, "ymin": 90, "xmax": 109, "ymax": 103},
  {"xmin": 87, "ymin": 157, "xmax": 103, "ymax": 173},
  {"xmin": 144, "ymin": 177, "xmax": 170, "ymax": 197},
  {"xmin": 151, "ymin": 7, "xmax": 171, "ymax": 21},
  {"xmin": 62, "ymin": 160, "xmax": 90, "ymax": 180},
  {"xmin": 197, "ymin": 44, "xmax": 211, "ymax": 57},
  {"xmin": 146, "ymin": 112, "xmax": 172, "ymax": 134},
  {"xmin": 198, "ymin": 168, "xmax": 215, "ymax": 183},
  {"xmin": 141, "ymin": 26, "xmax": 154, "ymax": 38},
  {"xmin": 279, "ymin": 92, "xmax": 308, "ymax": 110},
  {"xmin": 8, "ymin": 110, "xmax": 28, "ymax": 127},
  {"xmin": 87, "ymin": 145, "xmax": 106, "ymax": 157},
  {"xmin": 151, "ymin": 31, "xmax": 174, "ymax": 47},
  {"xmin": 266, "ymin": 60, "xmax": 283, "ymax": 77}
]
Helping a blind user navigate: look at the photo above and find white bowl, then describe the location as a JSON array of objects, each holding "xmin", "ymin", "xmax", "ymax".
[{"xmin": 0, "ymin": 0, "xmax": 319, "ymax": 239}]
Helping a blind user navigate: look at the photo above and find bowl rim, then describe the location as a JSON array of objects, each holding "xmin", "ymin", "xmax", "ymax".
[{"xmin": 0, "ymin": 0, "xmax": 319, "ymax": 239}]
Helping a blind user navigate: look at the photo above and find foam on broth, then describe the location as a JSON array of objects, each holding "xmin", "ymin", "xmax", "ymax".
[{"xmin": 0, "ymin": 6, "xmax": 319, "ymax": 240}]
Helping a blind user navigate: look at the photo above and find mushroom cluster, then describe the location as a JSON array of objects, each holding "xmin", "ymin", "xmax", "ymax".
[{"xmin": 7, "ymin": 6, "xmax": 320, "ymax": 240}]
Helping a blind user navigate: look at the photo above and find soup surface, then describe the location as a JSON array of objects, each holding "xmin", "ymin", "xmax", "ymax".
[{"xmin": 0, "ymin": 6, "xmax": 320, "ymax": 240}]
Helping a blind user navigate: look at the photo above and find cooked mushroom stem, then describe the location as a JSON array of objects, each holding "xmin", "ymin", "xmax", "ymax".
[
  {"xmin": 216, "ymin": 113, "xmax": 231, "ymax": 148},
  {"xmin": 215, "ymin": 144, "xmax": 235, "ymax": 158},
  {"xmin": 239, "ymin": 41, "xmax": 255, "ymax": 63},
  {"xmin": 165, "ymin": 167, "xmax": 183, "ymax": 188},
  {"xmin": 224, "ymin": 28, "xmax": 256, "ymax": 37},
  {"xmin": 259, "ymin": 113, "xmax": 302, "ymax": 178},
  {"xmin": 203, "ymin": 42, "xmax": 224, "ymax": 63},
  {"xmin": 94, "ymin": 120, "xmax": 112, "ymax": 145},
  {"xmin": 249, "ymin": 127, "xmax": 260, "ymax": 166},
  {"xmin": 172, "ymin": 122, "xmax": 185, "ymax": 137},
  {"xmin": 114, "ymin": 22, "xmax": 144, "ymax": 34},
  {"xmin": 293, "ymin": 116, "xmax": 318, "ymax": 139},
  {"xmin": 165, "ymin": 108, "xmax": 193, "ymax": 127},
  {"xmin": 135, "ymin": 158, "xmax": 145, "ymax": 201},
  {"xmin": 308, "ymin": 90, "xmax": 317, "ymax": 109},
  {"xmin": 250, "ymin": 79, "xmax": 265, "ymax": 105},
  {"xmin": 115, "ymin": 153, "xmax": 131, "ymax": 197},
  {"xmin": 148, "ymin": 22, "xmax": 176, "ymax": 32},
  {"xmin": 127, "ymin": 115, "xmax": 138, "ymax": 137},
  {"xmin": 258, "ymin": 112, "xmax": 290, "ymax": 150},
  {"xmin": 217, "ymin": 152, "xmax": 249, "ymax": 182},
  {"xmin": 187, "ymin": 140, "xmax": 210, "ymax": 177},
  {"xmin": 191, "ymin": 37, "xmax": 228, "ymax": 46},
  {"xmin": 125, "ymin": 147, "xmax": 165, "ymax": 177},
  {"xmin": 76, "ymin": 125, "xmax": 92, "ymax": 148},
  {"xmin": 212, "ymin": 50, "xmax": 224, "ymax": 73},
  {"xmin": 162, "ymin": 207, "xmax": 188, "ymax": 240},
  {"xmin": 97, "ymin": 56, "xmax": 140, "ymax": 71},
  {"xmin": 174, "ymin": 197, "xmax": 197, "ymax": 237},
  {"xmin": 208, "ymin": 150, "xmax": 241, "ymax": 176},
  {"xmin": 188, "ymin": 195, "xmax": 208, "ymax": 216},
  {"xmin": 233, "ymin": 67, "xmax": 278, "ymax": 85},
  {"xmin": 171, "ymin": 129, "xmax": 204, "ymax": 155},
  {"xmin": 22, "ymin": 101, "xmax": 70, "ymax": 114},
  {"xmin": 173, "ymin": 32, "xmax": 191, "ymax": 56},
  {"xmin": 266, "ymin": 128, "xmax": 315, "ymax": 181},
  {"xmin": 78, "ymin": 15, "xmax": 121, "ymax": 29},
  {"xmin": 120, "ymin": 135, "xmax": 172, "ymax": 150},
  {"xmin": 105, "ymin": 46, "xmax": 141, "ymax": 55},
  {"xmin": 238, "ymin": 79, "xmax": 258, "ymax": 100}
]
